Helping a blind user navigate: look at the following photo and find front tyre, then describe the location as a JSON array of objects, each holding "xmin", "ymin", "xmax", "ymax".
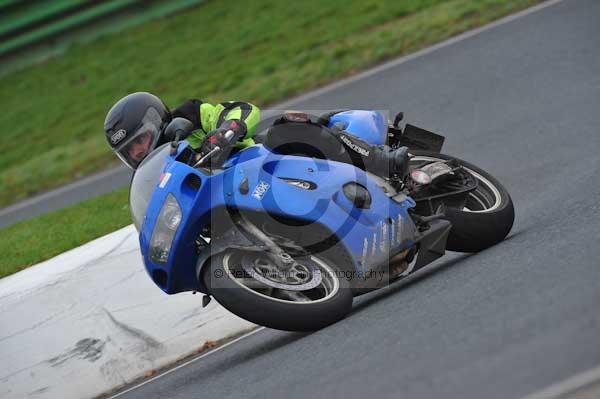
[
  {"xmin": 203, "ymin": 250, "xmax": 353, "ymax": 331},
  {"xmin": 410, "ymin": 151, "xmax": 515, "ymax": 253}
]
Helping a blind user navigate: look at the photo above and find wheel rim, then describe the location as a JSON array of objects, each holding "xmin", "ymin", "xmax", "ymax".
[
  {"xmin": 222, "ymin": 252, "xmax": 340, "ymax": 304},
  {"xmin": 410, "ymin": 156, "xmax": 503, "ymax": 213},
  {"xmin": 241, "ymin": 254, "xmax": 323, "ymax": 291}
]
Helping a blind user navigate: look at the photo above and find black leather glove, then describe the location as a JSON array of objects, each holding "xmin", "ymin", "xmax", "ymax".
[
  {"xmin": 219, "ymin": 119, "xmax": 247, "ymax": 141},
  {"xmin": 199, "ymin": 119, "xmax": 247, "ymax": 155},
  {"xmin": 200, "ymin": 128, "xmax": 231, "ymax": 155}
]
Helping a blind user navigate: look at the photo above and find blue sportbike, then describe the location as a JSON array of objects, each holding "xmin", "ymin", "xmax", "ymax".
[{"xmin": 130, "ymin": 111, "xmax": 514, "ymax": 331}]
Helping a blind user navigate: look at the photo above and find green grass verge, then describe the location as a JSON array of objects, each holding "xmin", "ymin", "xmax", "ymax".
[
  {"xmin": 0, "ymin": 0, "xmax": 543, "ymax": 278},
  {"xmin": 0, "ymin": 188, "xmax": 130, "ymax": 278},
  {"xmin": 0, "ymin": 0, "xmax": 540, "ymax": 208}
]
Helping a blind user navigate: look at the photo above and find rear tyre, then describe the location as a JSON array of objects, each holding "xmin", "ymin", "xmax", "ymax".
[
  {"xmin": 203, "ymin": 250, "xmax": 353, "ymax": 331},
  {"xmin": 410, "ymin": 151, "xmax": 515, "ymax": 253}
]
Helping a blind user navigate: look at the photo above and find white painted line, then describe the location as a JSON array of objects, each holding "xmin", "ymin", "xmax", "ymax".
[
  {"xmin": 521, "ymin": 365, "xmax": 600, "ymax": 399},
  {"xmin": 275, "ymin": 0, "xmax": 566, "ymax": 109},
  {"xmin": 107, "ymin": 327, "xmax": 265, "ymax": 399}
]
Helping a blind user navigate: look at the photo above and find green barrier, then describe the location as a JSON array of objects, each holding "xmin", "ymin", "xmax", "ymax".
[
  {"xmin": 0, "ymin": 0, "xmax": 204, "ymax": 76},
  {"xmin": 0, "ymin": 0, "xmax": 142, "ymax": 56},
  {"xmin": 0, "ymin": 0, "xmax": 91, "ymax": 39},
  {"xmin": 0, "ymin": 0, "xmax": 21, "ymax": 12}
]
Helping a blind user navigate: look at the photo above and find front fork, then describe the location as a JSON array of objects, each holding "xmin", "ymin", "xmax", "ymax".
[{"xmin": 229, "ymin": 208, "xmax": 303, "ymax": 272}]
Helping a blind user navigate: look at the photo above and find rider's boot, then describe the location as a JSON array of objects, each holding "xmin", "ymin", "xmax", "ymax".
[{"xmin": 334, "ymin": 131, "xmax": 409, "ymax": 179}]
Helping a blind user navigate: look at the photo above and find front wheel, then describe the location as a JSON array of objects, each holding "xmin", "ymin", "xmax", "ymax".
[
  {"xmin": 410, "ymin": 151, "xmax": 515, "ymax": 253},
  {"xmin": 203, "ymin": 250, "xmax": 353, "ymax": 331}
]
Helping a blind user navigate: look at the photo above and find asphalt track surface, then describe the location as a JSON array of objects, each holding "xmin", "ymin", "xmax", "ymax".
[{"xmin": 22, "ymin": 0, "xmax": 600, "ymax": 397}]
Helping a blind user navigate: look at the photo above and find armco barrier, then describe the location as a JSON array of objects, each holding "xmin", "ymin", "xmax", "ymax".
[{"xmin": 0, "ymin": 0, "xmax": 204, "ymax": 75}]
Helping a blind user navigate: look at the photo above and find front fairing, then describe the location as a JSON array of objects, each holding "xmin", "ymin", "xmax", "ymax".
[{"xmin": 138, "ymin": 143, "xmax": 416, "ymax": 295}]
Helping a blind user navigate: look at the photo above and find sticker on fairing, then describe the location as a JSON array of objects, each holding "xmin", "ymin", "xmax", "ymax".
[
  {"xmin": 252, "ymin": 180, "xmax": 270, "ymax": 200},
  {"xmin": 338, "ymin": 134, "xmax": 370, "ymax": 156},
  {"xmin": 159, "ymin": 173, "xmax": 172, "ymax": 188}
]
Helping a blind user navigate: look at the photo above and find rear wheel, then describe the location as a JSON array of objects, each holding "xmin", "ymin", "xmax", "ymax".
[
  {"xmin": 410, "ymin": 151, "xmax": 515, "ymax": 252},
  {"xmin": 203, "ymin": 250, "xmax": 353, "ymax": 331}
]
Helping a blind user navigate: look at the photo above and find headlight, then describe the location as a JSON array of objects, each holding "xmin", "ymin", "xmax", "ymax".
[{"xmin": 149, "ymin": 193, "xmax": 182, "ymax": 264}]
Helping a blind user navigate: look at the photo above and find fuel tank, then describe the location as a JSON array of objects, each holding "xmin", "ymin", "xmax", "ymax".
[{"xmin": 327, "ymin": 110, "xmax": 387, "ymax": 145}]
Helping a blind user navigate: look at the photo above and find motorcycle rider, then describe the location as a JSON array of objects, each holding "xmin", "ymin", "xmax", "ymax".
[{"xmin": 103, "ymin": 92, "xmax": 408, "ymax": 177}]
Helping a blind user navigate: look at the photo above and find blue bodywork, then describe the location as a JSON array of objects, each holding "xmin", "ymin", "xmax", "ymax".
[
  {"xmin": 137, "ymin": 111, "xmax": 416, "ymax": 294},
  {"xmin": 328, "ymin": 110, "xmax": 388, "ymax": 145}
]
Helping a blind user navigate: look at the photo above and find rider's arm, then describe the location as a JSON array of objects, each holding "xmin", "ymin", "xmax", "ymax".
[{"xmin": 173, "ymin": 99, "xmax": 260, "ymax": 150}]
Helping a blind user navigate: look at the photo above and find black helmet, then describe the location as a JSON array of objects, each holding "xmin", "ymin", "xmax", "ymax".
[{"xmin": 104, "ymin": 92, "xmax": 171, "ymax": 169}]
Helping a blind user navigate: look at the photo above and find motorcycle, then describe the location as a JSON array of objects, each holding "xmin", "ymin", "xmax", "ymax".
[{"xmin": 130, "ymin": 110, "xmax": 514, "ymax": 331}]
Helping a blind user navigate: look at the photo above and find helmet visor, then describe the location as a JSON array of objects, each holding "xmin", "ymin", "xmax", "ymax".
[{"xmin": 114, "ymin": 108, "xmax": 162, "ymax": 169}]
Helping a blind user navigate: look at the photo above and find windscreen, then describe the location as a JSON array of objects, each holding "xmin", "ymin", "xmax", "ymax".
[{"xmin": 129, "ymin": 143, "xmax": 172, "ymax": 231}]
